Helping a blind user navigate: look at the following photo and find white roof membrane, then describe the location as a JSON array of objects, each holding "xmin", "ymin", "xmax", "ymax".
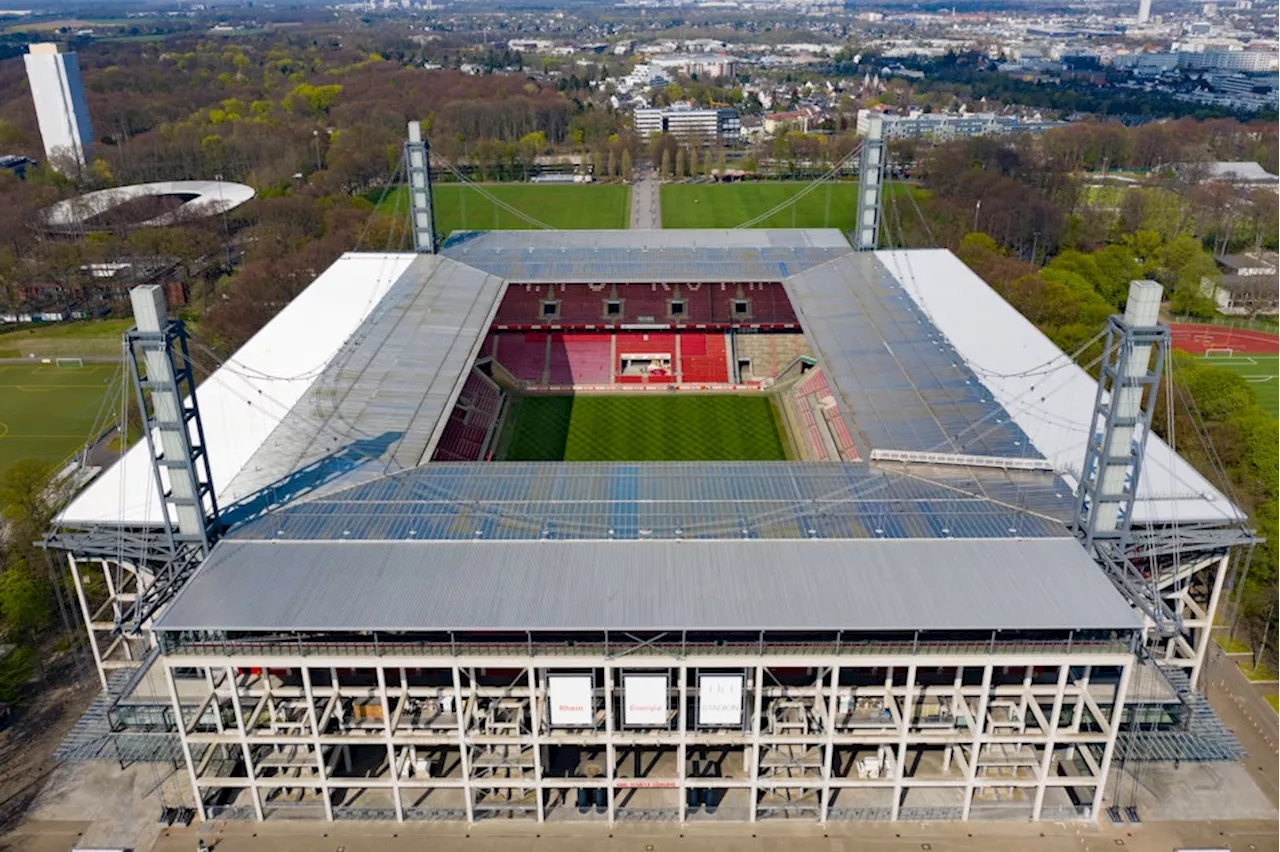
[
  {"xmin": 877, "ymin": 249, "xmax": 1242, "ymax": 525},
  {"xmin": 58, "ymin": 252, "xmax": 417, "ymax": 527}
]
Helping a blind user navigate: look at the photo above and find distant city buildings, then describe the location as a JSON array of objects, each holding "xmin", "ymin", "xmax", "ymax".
[
  {"xmin": 856, "ymin": 109, "xmax": 1066, "ymax": 141},
  {"xmin": 649, "ymin": 54, "xmax": 739, "ymax": 80},
  {"xmin": 634, "ymin": 104, "xmax": 742, "ymax": 142},
  {"xmin": 1138, "ymin": 0, "xmax": 1153, "ymax": 24},
  {"xmin": 22, "ymin": 43, "xmax": 93, "ymax": 173}
]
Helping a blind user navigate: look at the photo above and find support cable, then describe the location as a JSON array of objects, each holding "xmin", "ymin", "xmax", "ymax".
[{"xmin": 732, "ymin": 142, "xmax": 863, "ymax": 229}]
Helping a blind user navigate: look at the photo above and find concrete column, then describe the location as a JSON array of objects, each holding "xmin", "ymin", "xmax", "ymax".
[
  {"xmin": 1090, "ymin": 660, "xmax": 1134, "ymax": 820},
  {"xmin": 890, "ymin": 663, "xmax": 916, "ymax": 821},
  {"xmin": 819, "ymin": 664, "xmax": 840, "ymax": 823},
  {"xmin": 527, "ymin": 665, "xmax": 545, "ymax": 822},
  {"xmin": 300, "ymin": 666, "xmax": 333, "ymax": 820},
  {"xmin": 224, "ymin": 664, "xmax": 264, "ymax": 821},
  {"xmin": 749, "ymin": 664, "xmax": 764, "ymax": 822},
  {"xmin": 961, "ymin": 664, "xmax": 994, "ymax": 821},
  {"xmin": 451, "ymin": 664, "xmax": 475, "ymax": 824},
  {"xmin": 164, "ymin": 663, "xmax": 207, "ymax": 821},
  {"xmin": 603, "ymin": 664, "xmax": 616, "ymax": 825},
  {"xmin": 677, "ymin": 663, "xmax": 688, "ymax": 824},
  {"xmin": 1032, "ymin": 664, "xmax": 1071, "ymax": 820},
  {"xmin": 375, "ymin": 666, "xmax": 403, "ymax": 821},
  {"xmin": 67, "ymin": 554, "xmax": 108, "ymax": 691},
  {"xmin": 1192, "ymin": 553, "xmax": 1230, "ymax": 688}
]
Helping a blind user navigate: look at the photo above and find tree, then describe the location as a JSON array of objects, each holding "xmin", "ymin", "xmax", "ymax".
[
  {"xmin": 0, "ymin": 565, "xmax": 50, "ymax": 643},
  {"xmin": 661, "ymin": 148, "xmax": 671, "ymax": 178},
  {"xmin": 675, "ymin": 149, "xmax": 685, "ymax": 179},
  {"xmin": 620, "ymin": 149, "xmax": 632, "ymax": 180}
]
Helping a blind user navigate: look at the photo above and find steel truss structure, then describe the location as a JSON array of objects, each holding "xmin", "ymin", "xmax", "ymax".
[{"xmin": 153, "ymin": 633, "xmax": 1136, "ymax": 825}]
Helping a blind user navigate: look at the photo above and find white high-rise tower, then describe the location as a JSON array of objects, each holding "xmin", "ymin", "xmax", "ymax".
[
  {"xmin": 1137, "ymin": 0, "xmax": 1152, "ymax": 23},
  {"xmin": 23, "ymin": 43, "xmax": 94, "ymax": 173}
]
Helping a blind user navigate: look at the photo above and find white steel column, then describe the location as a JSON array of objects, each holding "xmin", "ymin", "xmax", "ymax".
[
  {"xmin": 1090, "ymin": 660, "xmax": 1134, "ymax": 820},
  {"xmin": 1032, "ymin": 664, "xmax": 1071, "ymax": 820},
  {"xmin": 300, "ymin": 666, "xmax": 333, "ymax": 820},
  {"xmin": 889, "ymin": 663, "xmax": 916, "ymax": 822},
  {"xmin": 67, "ymin": 554, "xmax": 108, "ymax": 691},
  {"xmin": 451, "ymin": 664, "xmax": 475, "ymax": 824},
  {"xmin": 164, "ymin": 663, "xmax": 207, "ymax": 821},
  {"xmin": 375, "ymin": 666, "xmax": 403, "ymax": 821},
  {"xmin": 961, "ymin": 664, "xmax": 994, "ymax": 821},
  {"xmin": 1192, "ymin": 553, "xmax": 1230, "ymax": 688}
]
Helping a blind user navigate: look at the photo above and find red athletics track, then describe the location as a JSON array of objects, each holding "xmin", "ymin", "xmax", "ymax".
[{"xmin": 1167, "ymin": 322, "xmax": 1279, "ymax": 355}]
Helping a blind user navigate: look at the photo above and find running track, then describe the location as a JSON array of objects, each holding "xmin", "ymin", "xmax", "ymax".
[{"xmin": 1167, "ymin": 322, "xmax": 1279, "ymax": 355}]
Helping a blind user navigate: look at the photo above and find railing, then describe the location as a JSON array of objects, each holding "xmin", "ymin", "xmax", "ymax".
[
  {"xmin": 615, "ymin": 808, "xmax": 680, "ymax": 822},
  {"xmin": 827, "ymin": 807, "xmax": 893, "ymax": 821},
  {"xmin": 1040, "ymin": 804, "xmax": 1091, "ymax": 821},
  {"xmin": 167, "ymin": 637, "xmax": 1131, "ymax": 660},
  {"xmin": 332, "ymin": 807, "xmax": 397, "ymax": 821},
  {"xmin": 204, "ymin": 805, "xmax": 255, "ymax": 821}
]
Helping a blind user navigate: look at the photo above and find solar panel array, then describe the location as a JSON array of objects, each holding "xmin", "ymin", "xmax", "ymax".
[
  {"xmin": 787, "ymin": 253, "xmax": 1044, "ymax": 460},
  {"xmin": 227, "ymin": 461, "xmax": 1074, "ymax": 542},
  {"xmin": 443, "ymin": 243, "xmax": 853, "ymax": 284}
]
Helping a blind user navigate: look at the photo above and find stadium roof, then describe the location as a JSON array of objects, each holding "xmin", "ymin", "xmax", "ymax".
[
  {"xmin": 442, "ymin": 228, "xmax": 853, "ymax": 283},
  {"xmin": 58, "ymin": 233, "xmax": 1241, "ymax": 534},
  {"xmin": 57, "ymin": 252, "xmax": 416, "ymax": 528},
  {"xmin": 224, "ymin": 460, "xmax": 1073, "ymax": 541},
  {"xmin": 43, "ymin": 180, "xmax": 256, "ymax": 230},
  {"xmin": 881, "ymin": 249, "xmax": 1242, "ymax": 525},
  {"xmin": 156, "ymin": 537, "xmax": 1140, "ymax": 633}
]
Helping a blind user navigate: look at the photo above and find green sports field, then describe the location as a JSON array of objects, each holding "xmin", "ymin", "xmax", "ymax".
[
  {"xmin": 1197, "ymin": 353, "xmax": 1279, "ymax": 418},
  {"xmin": 0, "ymin": 363, "xmax": 118, "ymax": 475},
  {"xmin": 498, "ymin": 394, "xmax": 788, "ymax": 461},
  {"xmin": 660, "ymin": 182, "xmax": 919, "ymax": 229},
  {"xmin": 374, "ymin": 184, "xmax": 630, "ymax": 236}
]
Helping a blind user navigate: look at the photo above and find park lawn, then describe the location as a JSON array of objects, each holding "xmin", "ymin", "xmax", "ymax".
[
  {"xmin": 373, "ymin": 184, "xmax": 630, "ymax": 236},
  {"xmin": 499, "ymin": 394, "xmax": 787, "ymax": 462},
  {"xmin": 1267, "ymin": 694, "xmax": 1278, "ymax": 713},
  {"xmin": 1216, "ymin": 634, "xmax": 1251, "ymax": 654},
  {"xmin": 1237, "ymin": 660, "xmax": 1279, "ymax": 682},
  {"xmin": 1197, "ymin": 353, "xmax": 1279, "ymax": 418},
  {"xmin": 0, "ymin": 363, "xmax": 118, "ymax": 475},
  {"xmin": 0, "ymin": 319, "xmax": 134, "ymax": 360}
]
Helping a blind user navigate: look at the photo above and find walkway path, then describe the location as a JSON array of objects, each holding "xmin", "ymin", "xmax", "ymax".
[{"xmin": 629, "ymin": 168, "xmax": 660, "ymax": 230}]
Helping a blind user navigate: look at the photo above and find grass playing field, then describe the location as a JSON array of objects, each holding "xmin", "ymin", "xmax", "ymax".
[
  {"xmin": 1197, "ymin": 353, "xmax": 1279, "ymax": 418},
  {"xmin": 498, "ymin": 394, "xmax": 788, "ymax": 462},
  {"xmin": 0, "ymin": 363, "xmax": 118, "ymax": 475},
  {"xmin": 660, "ymin": 182, "xmax": 919, "ymax": 229},
  {"xmin": 0, "ymin": 319, "xmax": 133, "ymax": 360},
  {"xmin": 373, "ymin": 184, "xmax": 630, "ymax": 236}
]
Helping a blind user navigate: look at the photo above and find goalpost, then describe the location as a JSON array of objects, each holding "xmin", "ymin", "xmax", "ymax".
[
  {"xmin": 1202, "ymin": 348, "xmax": 1234, "ymax": 358},
  {"xmin": 54, "ymin": 357, "xmax": 85, "ymax": 368}
]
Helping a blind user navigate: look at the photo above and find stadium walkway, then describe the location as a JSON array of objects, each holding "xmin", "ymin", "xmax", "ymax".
[{"xmin": 630, "ymin": 167, "xmax": 660, "ymax": 229}]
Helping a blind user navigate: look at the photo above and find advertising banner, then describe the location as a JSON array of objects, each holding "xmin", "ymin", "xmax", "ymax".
[
  {"xmin": 697, "ymin": 674, "xmax": 744, "ymax": 726},
  {"xmin": 547, "ymin": 674, "xmax": 594, "ymax": 727},
  {"xmin": 622, "ymin": 674, "xmax": 668, "ymax": 727}
]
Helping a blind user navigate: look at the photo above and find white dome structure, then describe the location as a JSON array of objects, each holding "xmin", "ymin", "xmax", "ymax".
[{"xmin": 43, "ymin": 179, "xmax": 255, "ymax": 230}]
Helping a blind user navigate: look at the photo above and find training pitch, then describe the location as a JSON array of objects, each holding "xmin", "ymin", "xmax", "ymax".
[
  {"xmin": 375, "ymin": 184, "xmax": 630, "ymax": 235},
  {"xmin": 1197, "ymin": 353, "xmax": 1279, "ymax": 417},
  {"xmin": 498, "ymin": 394, "xmax": 789, "ymax": 462},
  {"xmin": 660, "ymin": 182, "xmax": 919, "ymax": 229},
  {"xmin": 0, "ymin": 363, "xmax": 116, "ymax": 474}
]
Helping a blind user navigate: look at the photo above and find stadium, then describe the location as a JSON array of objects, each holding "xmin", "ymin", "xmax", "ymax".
[{"xmin": 42, "ymin": 129, "xmax": 1255, "ymax": 828}]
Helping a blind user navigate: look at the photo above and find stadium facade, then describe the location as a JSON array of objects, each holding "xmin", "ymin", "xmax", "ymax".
[{"xmin": 45, "ymin": 229, "xmax": 1253, "ymax": 826}]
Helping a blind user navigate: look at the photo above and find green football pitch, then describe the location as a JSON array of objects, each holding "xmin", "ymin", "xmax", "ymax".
[
  {"xmin": 498, "ymin": 394, "xmax": 788, "ymax": 462},
  {"xmin": 660, "ymin": 182, "xmax": 919, "ymax": 229},
  {"xmin": 1196, "ymin": 353, "xmax": 1279, "ymax": 418},
  {"xmin": 374, "ymin": 184, "xmax": 630, "ymax": 235},
  {"xmin": 0, "ymin": 363, "xmax": 118, "ymax": 475}
]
